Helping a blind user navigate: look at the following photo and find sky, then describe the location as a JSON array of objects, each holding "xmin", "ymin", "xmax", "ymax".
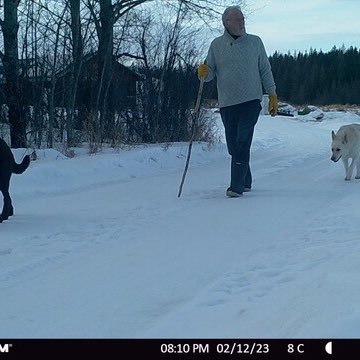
[
  {"xmin": 240, "ymin": 0, "xmax": 360, "ymax": 55},
  {"xmin": 1, "ymin": 106, "xmax": 360, "ymax": 341}
]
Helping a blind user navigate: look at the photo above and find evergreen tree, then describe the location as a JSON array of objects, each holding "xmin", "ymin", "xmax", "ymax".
[{"xmin": 269, "ymin": 46, "xmax": 360, "ymax": 105}]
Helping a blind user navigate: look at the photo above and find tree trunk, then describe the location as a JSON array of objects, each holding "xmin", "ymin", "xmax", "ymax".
[
  {"xmin": 97, "ymin": 0, "xmax": 114, "ymax": 142},
  {"xmin": 68, "ymin": 0, "xmax": 83, "ymax": 146},
  {"xmin": 2, "ymin": 0, "xmax": 27, "ymax": 148}
]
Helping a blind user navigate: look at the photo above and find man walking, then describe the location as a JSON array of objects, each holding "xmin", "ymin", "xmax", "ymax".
[{"xmin": 198, "ymin": 5, "xmax": 278, "ymax": 197}]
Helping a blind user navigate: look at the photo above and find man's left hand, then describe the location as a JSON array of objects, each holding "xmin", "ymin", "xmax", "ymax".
[{"xmin": 268, "ymin": 95, "xmax": 278, "ymax": 116}]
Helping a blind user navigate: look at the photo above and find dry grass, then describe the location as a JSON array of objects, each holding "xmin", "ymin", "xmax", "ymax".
[
  {"xmin": 318, "ymin": 105, "xmax": 360, "ymax": 118},
  {"xmin": 320, "ymin": 104, "xmax": 360, "ymax": 113}
]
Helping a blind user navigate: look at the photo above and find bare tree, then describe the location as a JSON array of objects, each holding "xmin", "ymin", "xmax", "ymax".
[
  {"xmin": 46, "ymin": 5, "xmax": 68, "ymax": 148},
  {"xmin": 66, "ymin": 0, "xmax": 83, "ymax": 146},
  {"xmin": 131, "ymin": 2, "xmax": 206, "ymax": 143},
  {"xmin": 84, "ymin": 0, "xmax": 149, "ymax": 144},
  {"xmin": 0, "ymin": 0, "xmax": 243, "ymax": 149},
  {"xmin": 0, "ymin": 0, "xmax": 27, "ymax": 148},
  {"xmin": 84, "ymin": 0, "xmax": 229, "ymax": 143},
  {"xmin": 20, "ymin": 0, "xmax": 46, "ymax": 149}
]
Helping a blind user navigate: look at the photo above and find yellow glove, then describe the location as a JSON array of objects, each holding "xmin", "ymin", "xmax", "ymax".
[
  {"xmin": 268, "ymin": 95, "xmax": 278, "ymax": 116},
  {"xmin": 197, "ymin": 64, "xmax": 209, "ymax": 79}
]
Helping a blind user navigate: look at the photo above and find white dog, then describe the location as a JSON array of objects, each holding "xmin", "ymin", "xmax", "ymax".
[{"xmin": 331, "ymin": 123, "xmax": 360, "ymax": 180}]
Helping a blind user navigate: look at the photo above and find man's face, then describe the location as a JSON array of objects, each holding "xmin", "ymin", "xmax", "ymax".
[{"xmin": 224, "ymin": 10, "xmax": 245, "ymax": 36}]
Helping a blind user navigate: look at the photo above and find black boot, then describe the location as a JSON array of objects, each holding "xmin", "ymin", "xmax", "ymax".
[
  {"xmin": 228, "ymin": 159, "xmax": 248, "ymax": 196},
  {"xmin": 244, "ymin": 165, "xmax": 252, "ymax": 191}
]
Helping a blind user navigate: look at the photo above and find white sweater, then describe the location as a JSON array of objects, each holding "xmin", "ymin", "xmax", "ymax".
[{"xmin": 203, "ymin": 31, "xmax": 276, "ymax": 108}]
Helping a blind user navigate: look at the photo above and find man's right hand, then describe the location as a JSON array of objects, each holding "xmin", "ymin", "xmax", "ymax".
[{"xmin": 197, "ymin": 64, "xmax": 209, "ymax": 78}]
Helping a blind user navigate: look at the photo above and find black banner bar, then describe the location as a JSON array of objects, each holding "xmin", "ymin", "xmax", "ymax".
[{"xmin": 1, "ymin": 339, "xmax": 359, "ymax": 359}]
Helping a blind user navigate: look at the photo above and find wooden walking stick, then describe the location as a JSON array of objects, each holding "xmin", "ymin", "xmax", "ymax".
[{"xmin": 177, "ymin": 77, "xmax": 205, "ymax": 198}]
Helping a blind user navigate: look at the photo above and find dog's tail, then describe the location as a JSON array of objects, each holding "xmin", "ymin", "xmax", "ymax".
[{"xmin": 12, "ymin": 154, "xmax": 30, "ymax": 174}]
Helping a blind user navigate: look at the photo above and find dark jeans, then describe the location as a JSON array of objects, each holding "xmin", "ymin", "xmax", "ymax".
[{"xmin": 220, "ymin": 100, "xmax": 262, "ymax": 194}]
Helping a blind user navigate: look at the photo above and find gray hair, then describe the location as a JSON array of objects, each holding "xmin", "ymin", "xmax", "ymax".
[{"xmin": 222, "ymin": 5, "xmax": 243, "ymax": 26}]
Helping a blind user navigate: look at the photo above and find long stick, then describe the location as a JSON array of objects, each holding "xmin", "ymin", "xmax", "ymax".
[{"xmin": 177, "ymin": 77, "xmax": 205, "ymax": 198}]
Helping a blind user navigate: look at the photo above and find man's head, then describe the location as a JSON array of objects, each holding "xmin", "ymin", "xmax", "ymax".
[{"xmin": 222, "ymin": 6, "xmax": 245, "ymax": 36}]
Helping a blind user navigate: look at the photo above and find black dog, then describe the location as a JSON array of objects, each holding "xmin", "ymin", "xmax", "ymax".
[{"xmin": 0, "ymin": 138, "xmax": 30, "ymax": 223}]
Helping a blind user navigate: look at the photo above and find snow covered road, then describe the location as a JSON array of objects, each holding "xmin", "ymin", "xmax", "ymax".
[{"xmin": 1, "ymin": 112, "xmax": 360, "ymax": 338}]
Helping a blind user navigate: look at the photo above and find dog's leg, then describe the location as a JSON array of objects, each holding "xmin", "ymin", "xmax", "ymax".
[
  {"xmin": 0, "ymin": 189, "xmax": 5, "ymax": 222},
  {"xmin": 0, "ymin": 187, "xmax": 4, "ymax": 222},
  {"xmin": 355, "ymin": 158, "xmax": 360, "ymax": 179},
  {"xmin": 346, "ymin": 158, "xmax": 356, "ymax": 180},
  {"xmin": 342, "ymin": 158, "xmax": 351, "ymax": 180},
  {"xmin": 349, "ymin": 158, "xmax": 356, "ymax": 180},
  {"xmin": 0, "ymin": 190, "xmax": 3, "ymax": 223},
  {"xmin": 0, "ymin": 177, "xmax": 13, "ymax": 221},
  {"xmin": 1, "ymin": 189, "xmax": 13, "ymax": 220}
]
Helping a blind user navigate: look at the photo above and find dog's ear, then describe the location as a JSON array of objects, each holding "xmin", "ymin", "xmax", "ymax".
[
  {"xmin": 343, "ymin": 133, "xmax": 348, "ymax": 144},
  {"xmin": 331, "ymin": 130, "xmax": 336, "ymax": 140}
]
